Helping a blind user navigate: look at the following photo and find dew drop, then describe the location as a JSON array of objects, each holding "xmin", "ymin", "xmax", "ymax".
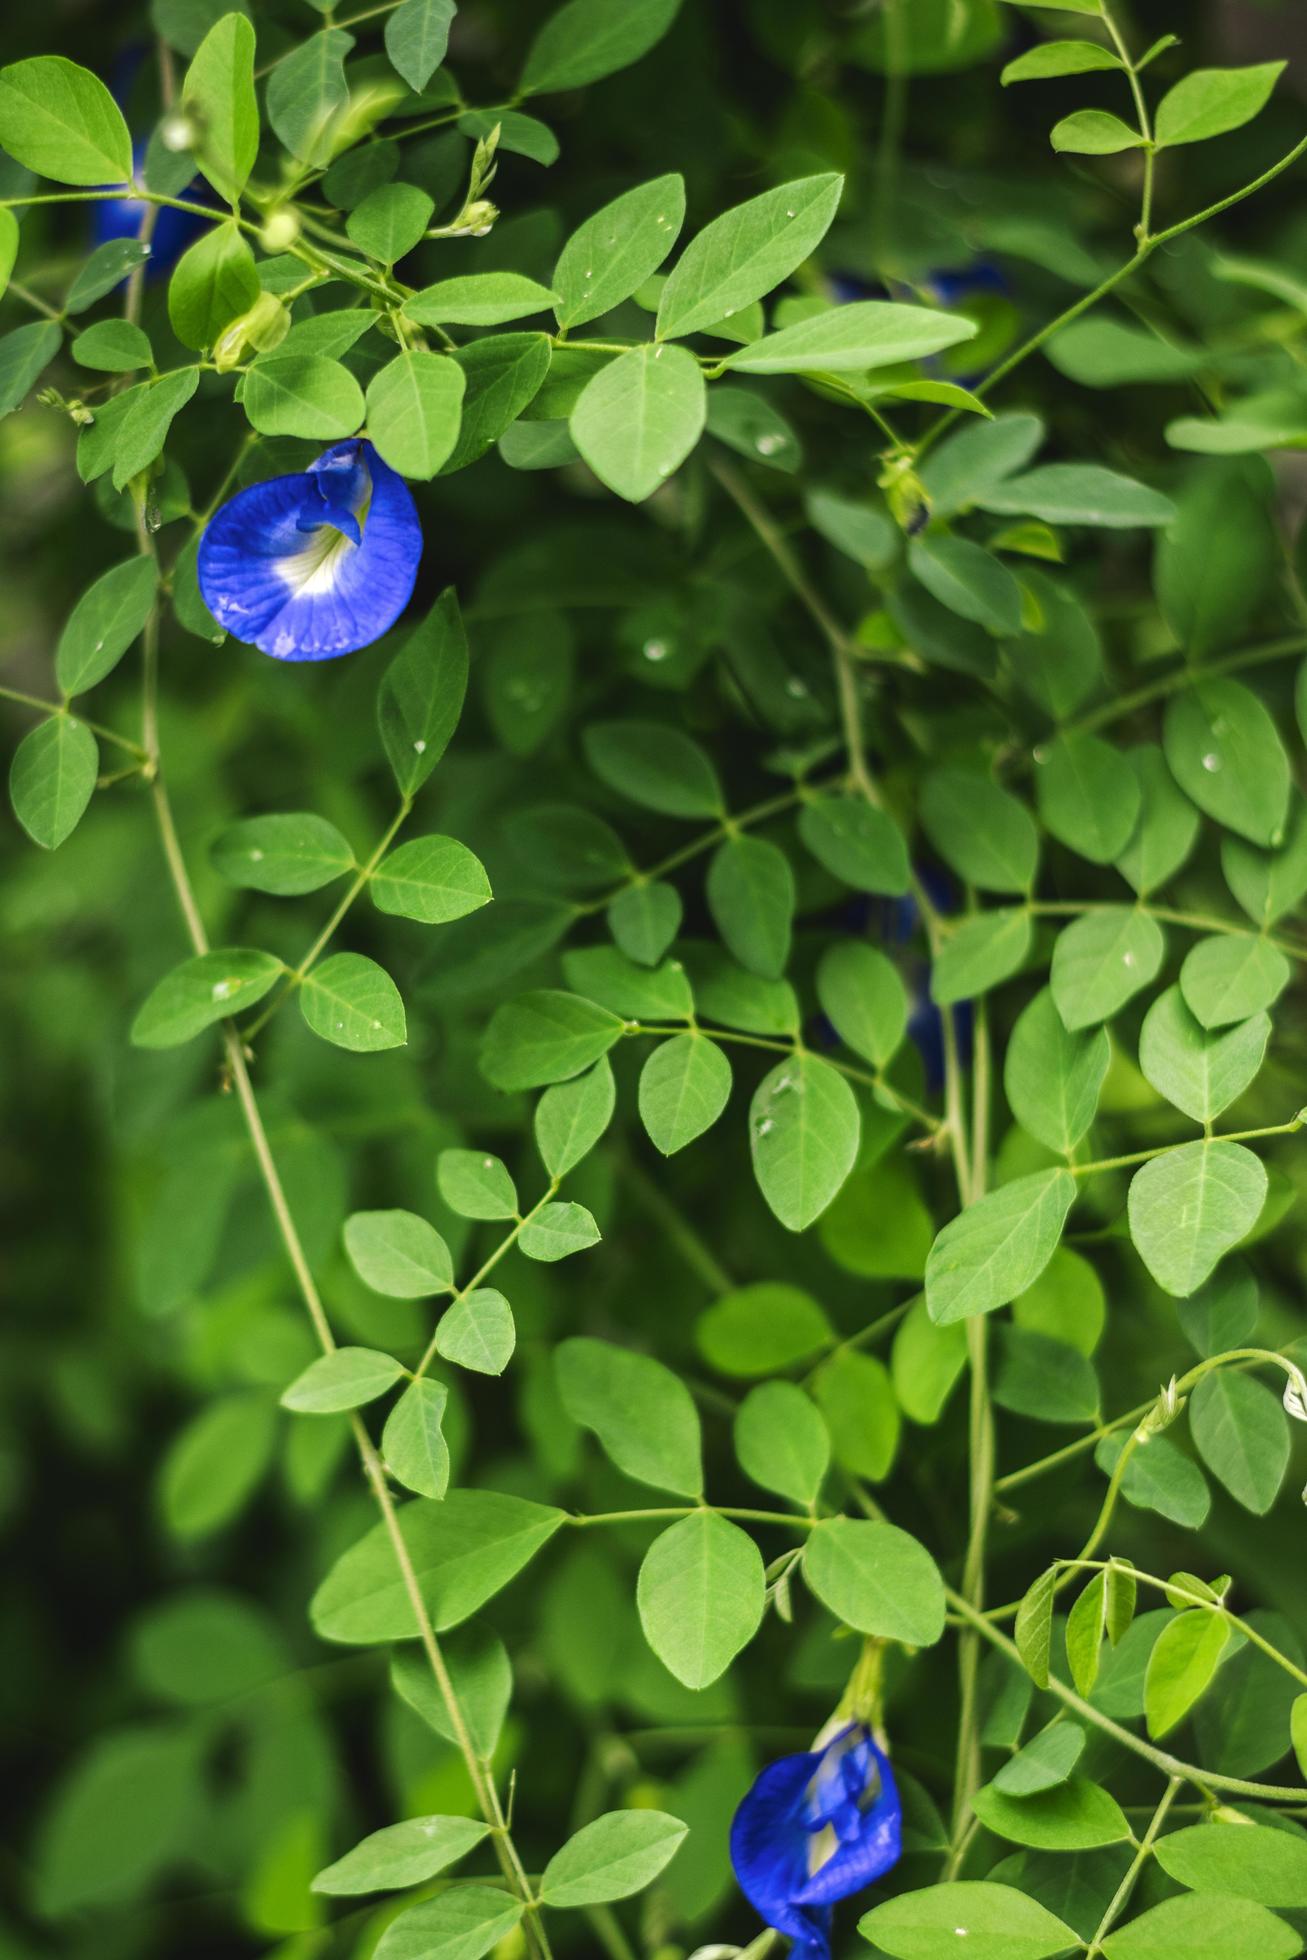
[
  {"xmin": 1032, "ymin": 744, "xmax": 1049, "ymax": 765},
  {"xmin": 413, "ymin": 738, "xmax": 427, "ymax": 754},
  {"xmin": 482, "ymin": 1155, "xmax": 495, "ymax": 1168},
  {"xmin": 210, "ymin": 979, "xmax": 235, "ymax": 1001},
  {"xmin": 785, "ymin": 676, "xmax": 808, "ymax": 698},
  {"xmin": 250, "ymin": 848, "xmax": 264, "ymax": 861},
  {"xmin": 1122, "ymin": 950, "xmax": 1136, "ymax": 968},
  {"xmin": 335, "ymin": 1019, "xmax": 344, "ymax": 1030},
  {"xmin": 756, "ymin": 432, "xmax": 782, "ymax": 454},
  {"xmin": 1201, "ymin": 751, "xmax": 1221, "ymax": 772},
  {"xmin": 372, "ymin": 1019, "xmax": 382, "ymax": 1030},
  {"xmin": 643, "ymin": 638, "xmax": 669, "ymax": 662}
]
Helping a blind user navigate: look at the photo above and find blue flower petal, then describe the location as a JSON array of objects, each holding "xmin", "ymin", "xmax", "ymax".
[
  {"xmin": 92, "ymin": 144, "xmax": 210, "ymax": 274},
  {"xmin": 197, "ymin": 439, "xmax": 422, "ymax": 661},
  {"xmin": 729, "ymin": 1725, "xmax": 902, "ymax": 1957}
]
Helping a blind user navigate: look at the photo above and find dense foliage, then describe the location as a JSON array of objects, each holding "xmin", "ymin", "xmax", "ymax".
[{"xmin": 3, "ymin": 1, "xmax": 1307, "ymax": 1957}]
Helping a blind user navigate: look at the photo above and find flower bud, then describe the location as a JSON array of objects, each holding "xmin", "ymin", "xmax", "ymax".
[
  {"xmin": 459, "ymin": 198, "xmax": 498, "ymax": 236},
  {"xmin": 259, "ymin": 207, "xmax": 302, "ymax": 254},
  {"xmin": 159, "ymin": 110, "xmax": 199, "ymax": 153},
  {"xmin": 213, "ymin": 292, "xmax": 290, "ymax": 372}
]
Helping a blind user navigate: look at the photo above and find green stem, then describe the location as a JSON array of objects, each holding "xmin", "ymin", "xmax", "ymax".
[
  {"xmin": 1029, "ymin": 897, "xmax": 1307, "ymax": 962},
  {"xmin": 412, "ymin": 1183, "xmax": 560, "ymax": 1381},
  {"xmin": 1101, "ymin": 4, "xmax": 1155, "ymax": 243},
  {"xmin": 1069, "ymin": 1115, "xmax": 1304, "ymax": 1179},
  {"xmin": 0, "ymin": 683, "xmax": 146, "ymax": 758},
  {"xmin": 1085, "ymin": 1779, "xmax": 1182, "ymax": 1958},
  {"xmin": 1059, "ymin": 1559, "xmax": 1307, "ymax": 1692},
  {"xmin": 570, "ymin": 1506, "xmax": 813, "ymax": 1531}
]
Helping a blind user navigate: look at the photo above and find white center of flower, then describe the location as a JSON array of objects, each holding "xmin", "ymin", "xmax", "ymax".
[{"xmin": 276, "ymin": 521, "xmax": 358, "ymax": 597}]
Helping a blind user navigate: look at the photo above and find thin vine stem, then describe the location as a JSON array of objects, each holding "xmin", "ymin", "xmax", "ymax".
[
  {"xmin": 1085, "ymin": 1779, "xmax": 1182, "ymax": 1958},
  {"xmin": 0, "ymin": 684, "xmax": 146, "ymax": 758}
]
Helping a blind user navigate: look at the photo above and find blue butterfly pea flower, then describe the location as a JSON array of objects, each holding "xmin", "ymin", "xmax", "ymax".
[
  {"xmin": 730, "ymin": 1723, "xmax": 902, "ymax": 1956},
  {"xmin": 198, "ymin": 439, "xmax": 423, "ymax": 661}
]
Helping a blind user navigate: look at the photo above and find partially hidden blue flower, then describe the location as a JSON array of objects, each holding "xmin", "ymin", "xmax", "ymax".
[
  {"xmin": 93, "ymin": 142, "xmax": 210, "ymax": 275},
  {"xmin": 198, "ymin": 439, "xmax": 423, "ymax": 661},
  {"xmin": 729, "ymin": 1723, "xmax": 902, "ymax": 1957}
]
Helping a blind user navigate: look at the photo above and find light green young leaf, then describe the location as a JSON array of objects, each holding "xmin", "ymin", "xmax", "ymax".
[
  {"xmin": 891, "ymin": 1297, "xmax": 968, "ymax": 1425},
  {"xmin": 281, "ymin": 1347, "xmax": 405, "ymax": 1414},
  {"xmin": 750, "ymin": 1052, "xmax": 860, "ymax": 1232},
  {"xmin": 1015, "ymin": 1566, "xmax": 1058, "ymax": 1689},
  {"xmin": 570, "ymin": 343, "xmax": 705, "ymax": 502},
  {"xmin": 1155, "ymin": 62, "xmax": 1285, "ymax": 149},
  {"xmin": 381, "ymin": 1378, "xmax": 450, "ymax": 1499},
  {"xmin": 112, "ymin": 367, "xmax": 199, "ymax": 489},
  {"xmin": 991, "ymin": 1720, "xmax": 1086, "ymax": 1796},
  {"xmin": 53, "ymin": 557, "xmax": 157, "ymax": 697},
  {"xmin": 344, "ymin": 1209, "xmax": 452, "ymax": 1297},
  {"xmin": 0, "ymin": 55, "xmax": 133, "ymax": 183},
  {"xmin": 816, "ymin": 943, "xmax": 908, "ymax": 1070},
  {"xmin": 971, "ymin": 1777, "xmax": 1130, "ymax": 1850},
  {"xmin": 1128, "ymin": 1141, "xmax": 1267, "ymax": 1297},
  {"xmin": 345, "ymin": 182, "xmax": 434, "ymax": 264},
  {"xmin": 243, "ymin": 354, "xmax": 365, "ymax": 440},
  {"xmin": 919, "ymin": 410, "xmax": 1044, "ymax": 518},
  {"xmin": 406, "ymin": 272, "xmax": 557, "ymax": 326},
  {"xmin": 697, "ymin": 1281, "xmax": 831, "ymax": 1378},
  {"xmin": 181, "ymin": 13, "xmax": 258, "ymax": 204},
  {"xmin": 1050, "ymin": 907, "xmax": 1165, "ymax": 1030},
  {"xmin": 656, "ymin": 173, "xmax": 843, "ymax": 341},
  {"xmin": 1050, "ymin": 108, "xmax": 1145, "ymax": 154},
  {"xmin": 436, "ymin": 1149, "xmax": 518, "ymax": 1221},
  {"xmin": 445, "ymin": 332, "xmax": 553, "ymax": 471},
  {"xmin": 313, "ymin": 1814, "xmax": 488, "ymax": 1897},
  {"xmin": 168, "ymin": 223, "xmax": 260, "ymax": 350},
  {"xmin": 554, "ymin": 175, "xmax": 685, "ymax": 329},
  {"xmin": 1064, "ymin": 1570, "xmax": 1107, "ymax": 1698},
  {"xmin": 556, "ymin": 1336, "xmax": 702, "ymax": 1496},
  {"xmin": 861, "ymin": 1883, "xmax": 1080, "ymax": 1960},
  {"xmin": 0, "ymin": 320, "xmax": 62, "ymax": 419},
  {"xmin": 1005, "ymin": 986, "xmax": 1109, "ymax": 1153},
  {"xmin": 519, "ymin": 1200, "xmax": 600, "ymax": 1261},
  {"xmin": 1144, "ymin": 1610, "xmax": 1230, "ymax": 1737},
  {"xmin": 636, "ymin": 1512, "xmax": 764, "ymax": 1688},
  {"xmin": 639, "ymin": 1034, "xmax": 732, "ymax": 1154},
  {"xmin": 70, "ymin": 319, "xmax": 153, "ymax": 372},
  {"xmin": 535, "ymin": 1056, "xmax": 616, "ymax": 1175},
  {"xmin": 211, "ymin": 812, "xmax": 354, "ymax": 895},
  {"xmin": 562, "ymin": 945, "xmax": 691, "ymax": 1020},
  {"xmin": 609, "ymin": 880, "xmax": 682, "ymax": 966},
  {"xmin": 371, "ymin": 835, "xmax": 492, "ymax": 924},
  {"xmin": 130, "ymin": 948, "xmax": 282, "ymax": 1047},
  {"xmin": 366, "ymin": 351, "xmax": 465, "ymax": 479},
  {"xmin": 722, "ymin": 299, "xmax": 975, "ymax": 375},
  {"xmin": 300, "ymin": 952, "xmax": 405, "ymax": 1051},
  {"xmin": 1101, "ymin": 1892, "xmax": 1301, "ymax": 1960},
  {"xmin": 482, "ymin": 989, "xmax": 623, "ymax": 1091},
  {"xmin": 1155, "ymin": 1821, "xmax": 1307, "ymax": 1907},
  {"xmin": 812, "ymin": 1349, "xmax": 901, "ymax": 1482},
  {"xmin": 1138, "ymin": 985, "xmax": 1269, "ymax": 1123},
  {"xmin": 1222, "ymin": 804, "xmax": 1307, "ymax": 925},
  {"xmin": 1002, "ymin": 39, "xmax": 1121, "ymax": 82},
  {"xmin": 540, "ymin": 1810, "xmax": 687, "ymax": 1907},
  {"xmin": 804, "ymin": 1518, "xmax": 946, "ymax": 1646},
  {"xmin": 926, "ymin": 1170, "xmax": 1076, "ymax": 1325},
  {"xmin": 733, "ymin": 1381, "xmax": 829, "ymax": 1507},
  {"xmin": 435, "ymin": 1290, "xmax": 515, "ymax": 1376},
  {"xmin": 373, "ymin": 1885, "xmax": 523, "ymax": 1960},
  {"xmin": 1116, "ymin": 745, "xmax": 1200, "ymax": 895}
]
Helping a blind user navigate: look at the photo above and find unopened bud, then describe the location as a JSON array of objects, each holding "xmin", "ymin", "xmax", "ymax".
[
  {"xmin": 1283, "ymin": 1365, "xmax": 1307, "ymax": 1423},
  {"xmin": 459, "ymin": 198, "xmax": 498, "ymax": 236},
  {"xmin": 878, "ymin": 453, "xmax": 931, "ymax": 536},
  {"xmin": 259, "ymin": 207, "xmax": 301, "ymax": 253},
  {"xmin": 213, "ymin": 292, "xmax": 290, "ymax": 371},
  {"xmin": 160, "ymin": 110, "xmax": 199, "ymax": 153}
]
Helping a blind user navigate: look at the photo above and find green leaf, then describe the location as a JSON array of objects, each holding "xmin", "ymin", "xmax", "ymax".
[
  {"xmin": 519, "ymin": 0, "xmax": 681, "ymax": 94},
  {"xmin": 1016, "ymin": 1566, "xmax": 1057, "ymax": 1689},
  {"xmin": 0, "ymin": 206, "xmax": 17, "ymax": 302},
  {"xmin": 457, "ymin": 106, "xmax": 559, "ymax": 165},
  {"xmin": 535, "ymin": 1057, "xmax": 616, "ymax": 1175},
  {"xmin": 436, "ymin": 1149, "xmax": 518, "ymax": 1222},
  {"xmin": 860, "ymin": 1882, "xmax": 1080, "ymax": 1960},
  {"xmin": 65, "ymin": 238, "xmax": 149, "ymax": 312},
  {"xmin": 639, "ymin": 1034, "xmax": 732, "ymax": 1154},
  {"xmin": 243, "ymin": 352, "xmax": 365, "ymax": 441},
  {"xmin": 750, "ymin": 1052, "xmax": 860, "ymax": 1232},
  {"xmin": 811, "ymin": 1349, "xmax": 901, "ymax": 1481},
  {"xmin": 554, "ymin": 174, "xmax": 685, "ymax": 329},
  {"xmin": 371, "ymin": 835, "xmax": 491, "ymax": 925},
  {"xmin": 931, "ymin": 907, "xmax": 1032, "ymax": 1006},
  {"xmin": 346, "ymin": 183, "xmax": 434, "ymax": 265},
  {"xmin": 344, "ymin": 1209, "xmax": 452, "ymax": 1298},
  {"xmin": 381, "ymin": 1378, "xmax": 450, "ymax": 1499},
  {"xmin": 300, "ymin": 951, "xmax": 406, "ymax": 1051},
  {"xmin": 798, "ymin": 796, "xmax": 910, "ymax": 895},
  {"xmin": 1065, "ymin": 1571, "xmax": 1107, "ymax": 1698},
  {"xmin": 211, "ymin": 812, "xmax": 354, "ymax": 895},
  {"xmin": 656, "ymin": 173, "xmax": 843, "ymax": 341},
  {"xmin": 636, "ymin": 1512, "xmax": 764, "ymax": 1688},
  {"xmin": 0, "ymin": 55, "xmax": 132, "ymax": 183},
  {"xmin": 407, "ymin": 272, "xmax": 557, "ymax": 327},
  {"xmin": 313, "ymin": 1814, "xmax": 488, "ymax": 1897},
  {"xmin": 365, "ymin": 351, "xmax": 465, "ymax": 479},
  {"xmin": 909, "ymin": 534, "xmax": 1023, "ymax": 636},
  {"xmin": 311, "ymin": 1490, "xmax": 565, "ymax": 1642},
  {"xmin": 1294, "ymin": 1695, "xmax": 1307, "ymax": 1779},
  {"xmin": 706, "ymin": 834, "xmax": 793, "ymax": 978},
  {"xmin": 723, "ymin": 299, "xmax": 975, "ymax": 375},
  {"xmin": 160, "ymin": 1393, "xmax": 276, "ymax": 1538},
  {"xmin": 980, "ymin": 464, "xmax": 1175, "ymax": 527},
  {"xmin": 891, "ymin": 1297, "xmax": 968, "ymax": 1425},
  {"xmin": 444, "ymin": 332, "xmax": 553, "ymax": 471},
  {"xmin": 1111, "ymin": 1895, "xmax": 1301, "ymax": 1960},
  {"xmin": 1005, "ymin": 987, "xmax": 1109, "ymax": 1153},
  {"xmin": 1177, "ymin": 1258, "xmax": 1259, "ymax": 1359},
  {"xmin": 1190, "ymin": 1370, "xmax": 1289, "ymax": 1514},
  {"xmin": 1036, "ymin": 732, "xmax": 1141, "ymax": 863},
  {"xmin": 972, "ymin": 1777, "xmax": 1130, "ymax": 1850},
  {"xmin": 373, "ymin": 1885, "xmax": 524, "ymax": 1960},
  {"xmin": 181, "ymin": 13, "xmax": 258, "ymax": 204},
  {"xmin": 1164, "ymin": 679, "xmax": 1291, "ymax": 847},
  {"xmin": 804, "ymin": 1518, "xmax": 945, "ymax": 1646},
  {"xmin": 130, "ymin": 947, "xmax": 282, "ymax": 1047},
  {"xmin": 378, "ymin": 588, "xmax": 469, "ymax": 797},
  {"xmin": 112, "ymin": 368, "xmax": 199, "ymax": 489},
  {"xmin": 1097, "ymin": 1431, "xmax": 1211, "ymax": 1530},
  {"xmin": 1156, "ymin": 1820, "xmax": 1307, "ymax": 1907},
  {"xmin": 556, "ymin": 1336, "xmax": 702, "ymax": 1497},
  {"xmin": 920, "ymin": 768, "xmax": 1039, "ymax": 892},
  {"xmin": 1222, "ymin": 807, "xmax": 1307, "ymax": 926},
  {"xmin": 920, "ymin": 410, "xmax": 1044, "ymax": 518},
  {"xmin": 1128, "ymin": 1141, "xmax": 1267, "ymax": 1297},
  {"xmin": 1144, "ymin": 1610, "xmax": 1230, "ymax": 1737},
  {"xmin": 1116, "ymin": 745, "xmax": 1200, "ymax": 895},
  {"xmin": 816, "ymin": 943, "xmax": 908, "ymax": 1069},
  {"xmin": 70, "ymin": 319, "xmax": 153, "ymax": 372},
  {"xmin": 0, "ymin": 319, "xmax": 62, "ymax": 417},
  {"xmin": 1155, "ymin": 62, "xmax": 1285, "ymax": 149},
  {"xmin": 1138, "ymin": 985, "xmax": 1269, "ymax": 1123},
  {"xmin": 1003, "ymin": 39, "xmax": 1121, "ymax": 82},
  {"xmin": 696, "ymin": 1281, "xmax": 831, "ymax": 1377},
  {"xmin": 482, "ymin": 989, "xmax": 623, "ymax": 1091},
  {"xmin": 1050, "ymin": 907, "xmax": 1165, "ymax": 1030},
  {"xmin": 1014, "ymin": 1245, "xmax": 1105, "ymax": 1356},
  {"xmin": 519, "ymin": 1200, "xmax": 600, "ymax": 1261},
  {"xmin": 583, "ymin": 719, "xmax": 723, "ymax": 817},
  {"xmin": 266, "ymin": 27, "xmax": 352, "ymax": 168},
  {"xmin": 32, "ymin": 1726, "xmax": 207, "ymax": 1917},
  {"xmin": 562, "ymin": 944, "xmax": 691, "ymax": 1020},
  {"xmin": 1050, "ymin": 108, "xmax": 1145, "ymax": 154},
  {"xmin": 281, "ymin": 1346, "xmax": 405, "ymax": 1414},
  {"xmin": 570, "ymin": 343, "xmax": 706, "ymax": 502},
  {"xmin": 733, "ymin": 1381, "xmax": 829, "ymax": 1507},
  {"xmin": 992, "ymin": 1720, "xmax": 1086, "ymax": 1796},
  {"xmin": 385, "ymin": 0, "xmax": 456, "ymax": 91},
  {"xmin": 540, "ymin": 1810, "xmax": 687, "ymax": 1907},
  {"xmin": 926, "ymin": 1170, "xmax": 1076, "ymax": 1326},
  {"xmin": 435, "ymin": 1290, "xmax": 515, "ymax": 1376},
  {"xmin": 392, "ymin": 1629, "xmax": 511, "ymax": 1758},
  {"xmin": 52, "ymin": 558, "xmax": 158, "ymax": 700},
  {"xmin": 994, "ymin": 1326, "xmax": 1100, "ymax": 1424}
]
